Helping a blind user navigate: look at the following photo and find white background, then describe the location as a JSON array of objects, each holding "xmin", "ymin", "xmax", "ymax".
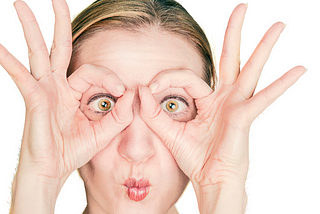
[{"xmin": 0, "ymin": 0, "xmax": 319, "ymax": 213}]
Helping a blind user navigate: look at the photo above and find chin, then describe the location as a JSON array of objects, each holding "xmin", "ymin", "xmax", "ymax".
[{"xmin": 80, "ymin": 166, "xmax": 189, "ymax": 214}]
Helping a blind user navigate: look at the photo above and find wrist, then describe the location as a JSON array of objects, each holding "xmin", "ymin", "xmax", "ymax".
[
  {"xmin": 10, "ymin": 166, "xmax": 63, "ymax": 214},
  {"xmin": 191, "ymin": 175, "xmax": 247, "ymax": 214}
]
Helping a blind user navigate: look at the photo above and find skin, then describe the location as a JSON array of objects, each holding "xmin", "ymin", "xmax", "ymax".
[
  {"xmin": 0, "ymin": 0, "xmax": 305, "ymax": 214},
  {"xmin": 72, "ymin": 29, "xmax": 202, "ymax": 213}
]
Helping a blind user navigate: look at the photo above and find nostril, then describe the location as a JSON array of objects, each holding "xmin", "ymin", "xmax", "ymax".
[
  {"xmin": 118, "ymin": 139, "xmax": 155, "ymax": 163},
  {"xmin": 117, "ymin": 113, "xmax": 156, "ymax": 163}
]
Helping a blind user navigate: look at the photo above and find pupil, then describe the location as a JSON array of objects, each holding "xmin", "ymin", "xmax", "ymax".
[
  {"xmin": 98, "ymin": 99, "xmax": 111, "ymax": 111},
  {"xmin": 169, "ymin": 103, "xmax": 176, "ymax": 109}
]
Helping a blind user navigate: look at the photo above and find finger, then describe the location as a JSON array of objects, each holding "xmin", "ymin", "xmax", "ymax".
[
  {"xmin": 238, "ymin": 22, "xmax": 286, "ymax": 99},
  {"xmin": 68, "ymin": 64, "xmax": 126, "ymax": 99},
  {"xmin": 246, "ymin": 66, "xmax": 306, "ymax": 122},
  {"xmin": 14, "ymin": 0, "xmax": 51, "ymax": 80},
  {"xmin": 139, "ymin": 85, "xmax": 184, "ymax": 153},
  {"xmin": 50, "ymin": 0, "xmax": 72, "ymax": 74},
  {"xmin": 0, "ymin": 44, "xmax": 37, "ymax": 98},
  {"xmin": 149, "ymin": 70, "xmax": 213, "ymax": 99},
  {"xmin": 93, "ymin": 89, "xmax": 134, "ymax": 151},
  {"xmin": 219, "ymin": 3, "xmax": 247, "ymax": 86}
]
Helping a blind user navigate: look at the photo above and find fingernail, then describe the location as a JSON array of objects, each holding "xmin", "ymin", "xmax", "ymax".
[
  {"xmin": 149, "ymin": 80, "xmax": 158, "ymax": 94},
  {"xmin": 131, "ymin": 88, "xmax": 135, "ymax": 103},
  {"xmin": 245, "ymin": 3, "xmax": 248, "ymax": 8},
  {"xmin": 283, "ymin": 23, "xmax": 287, "ymax": 29},
  {"xmin": 51, "ymin": 43, "xmax": 55, "ymax": 52},
  {"xmin": 116, "ymin": 82, "xmax": 125, "ymax": 95},
  {"xmin": 138, "ymin": 85, "xmax": 142, "ymax": 98}
]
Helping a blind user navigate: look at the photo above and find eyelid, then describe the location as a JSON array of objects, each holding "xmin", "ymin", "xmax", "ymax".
[
  {"xmin": 87, "ymin": 93, "xmax": 117, "ymax": 105},
  {"xmin": 159, "ymin": 94, "xmax": 189, "ymax": 107}
]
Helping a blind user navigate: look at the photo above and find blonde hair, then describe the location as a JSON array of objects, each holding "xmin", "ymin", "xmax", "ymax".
[{"xmin": 68, "ymin": 0, "xmax": 216, "ymax": 88}]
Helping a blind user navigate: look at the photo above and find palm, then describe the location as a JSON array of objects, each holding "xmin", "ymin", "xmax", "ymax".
[
  {"xmin": 22, "ymin": 74, "xmax": 88, "ymax": 178},
  {"xmin": 140, "ymin": 4, "xmax": 305, "ymax": 187},
  {"xmin": 162, "ymin": 86, "xmax": 249, "ymax": 182},
  {"xmin": 0, "ymin": 0, "xmax": 133, "ymax": 182},
  {"xmin": 189, "ymin": 87, "xmax": 251, "ymax": 184}
]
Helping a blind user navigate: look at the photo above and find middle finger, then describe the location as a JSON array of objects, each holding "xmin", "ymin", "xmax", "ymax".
[
  {"xmin": 14, "ymin": 1, "xmax": 51, "ymax": 80},
  {"xmin": 50, "ymin": 0, "xmax": 72, "ymax": 74}
]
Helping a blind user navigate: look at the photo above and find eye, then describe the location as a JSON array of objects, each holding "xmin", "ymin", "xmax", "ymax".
[
  {"xmin": 93, "ymin": 98, "xmax": 114, "ymax": 112},
  {"xmin": 88, "ymin": 93, "xmax": 116, "ymax": 114},
  {"xmin": 160, "ymin": 95, "xmax": 188, "ymax": 114}
]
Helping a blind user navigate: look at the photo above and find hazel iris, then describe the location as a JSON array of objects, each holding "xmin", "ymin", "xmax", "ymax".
[
  {"xmin": 166, "ymin": 100, "xmax": 179, "ymax": 112},
  {"xmin": 98, "ymin": 99, "xmax": 111, "ymax": 111}
]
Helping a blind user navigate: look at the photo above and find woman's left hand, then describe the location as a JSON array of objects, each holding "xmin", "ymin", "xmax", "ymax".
[{"xmin": 139, "ymin": 3, "xmax": 306, "ymax": 212}]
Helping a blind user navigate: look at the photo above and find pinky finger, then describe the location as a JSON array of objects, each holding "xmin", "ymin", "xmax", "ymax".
[
  {"xmin": 246, "ymin": 66, "xmax": 306, "ymax": 122},
  {"xmin": 0, "ymin": 44, "xmax": 37, "ymax": 98}
]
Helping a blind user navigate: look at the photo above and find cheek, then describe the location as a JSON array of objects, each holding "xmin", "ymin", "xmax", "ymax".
[
  {"xmin": 78, "ymin": 148, "xmax": 126, "ymax": 211},
  {"xmin": 78, "ymin": 130, "xmax": 189, "ymax": 209},
  {"xmin": 153, "ymin": 140, "xmax": 190, "ymax": 200}
]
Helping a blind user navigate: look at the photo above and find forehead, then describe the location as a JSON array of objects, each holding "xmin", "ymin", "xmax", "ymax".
[{"xmin": 74, "ymin": 29, "xmax": 204, "ymax": 87}]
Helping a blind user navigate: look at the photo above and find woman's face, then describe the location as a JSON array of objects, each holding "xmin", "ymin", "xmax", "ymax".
[{"xmin": 74, "ymin": 28, "xmax": 204, "ymax": 214}]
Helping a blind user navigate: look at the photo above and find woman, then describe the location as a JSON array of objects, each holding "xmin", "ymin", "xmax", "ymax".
[{"xmin": 0, "ymin": 0, "xmax": 306, "ymax": 213}]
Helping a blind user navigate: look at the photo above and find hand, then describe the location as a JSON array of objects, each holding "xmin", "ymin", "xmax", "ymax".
[
  {"xmin": 138, "ymin": 2, "xmax": 306, "ymax": 208},
  {"xmin": 0, "ymin": 0, "xmax": 133, "ymax": 188}
]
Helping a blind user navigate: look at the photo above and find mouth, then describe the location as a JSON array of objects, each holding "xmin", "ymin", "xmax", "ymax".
[{"xmin": 124, "ymin": 178, "xmax": 151, "ymax": 201}]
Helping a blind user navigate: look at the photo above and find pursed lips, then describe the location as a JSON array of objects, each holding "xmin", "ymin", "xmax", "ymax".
[{"xmin": 124, "ymin": 177, "xmax": 151, "ymax": 201}]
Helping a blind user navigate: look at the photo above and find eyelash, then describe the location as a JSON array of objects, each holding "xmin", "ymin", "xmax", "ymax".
[
  {"xmin": 87, "ymin": 93, "xmax": 117, "ymax": 115},
  {"xmin": 86, "ymin": 93, "xmax": 190, "ymax": 117},
  {"xmin": 159, "ymin": 94, "xmax": 190, "ymax": 117}
]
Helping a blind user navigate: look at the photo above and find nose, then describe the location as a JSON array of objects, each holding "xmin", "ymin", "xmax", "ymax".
[{"xmin": 118, "ymin": 95, "xmax": 155, "ymax": 163}]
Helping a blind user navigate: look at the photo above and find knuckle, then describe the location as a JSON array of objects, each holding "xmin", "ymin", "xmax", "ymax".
[
  {"xmin": 52, "ymin": 38, "xmax": 72, "ymax": 50},
  {"xmin": 28, "ymin": 43, "xmax": 48, "ymax": 58},
  {"xmin": 148, "ymin": 105, "xmax": 163, "ymax": 121},
  {"xmin": 63, "ymin": 38, "xmax": 72, "ymax": 48},
  {"xmin": 278, "ymin": 77, "xmax": 287, "ymax": 91},
  {"xmin": 0, "ymin": 48, "xmax": 10, "ymax": 61},
  {"xmin": 104, "ymin": 71, "xmax": 117, "ymax": 79},
  {"xmin": 36, "ymin": 43, "xmax": 48, "ymax": 52},
  {"xmin": 243, "ymin": 60, "xmax": 254, "ymax": 70},
  {"xmin": 260, "ymin": 38, "xmax": 271, "ymax": 47},
  {"xmin": 110, "ymin": 108, "xmax": 131, "ymax": 126},
  {"xmin": 24, "ymin": 18, "xmax": 37, "ymax": 25},
  {"xmin": 78, "ymin": 63, "xmax": 93, "ymax": 72},
  {"xmin": 261, "ymin": 90, "xmax": 270, "ymax": 101},
  {"xmin": 221, "ymin": 48, "xmax": 232, "ymax": 58},
  {"xmin": 226, "ymin": 23, "xmax": 237, "ymax": 32},
  {"xmin": 14, "ymin": 61, "xmax": 29, "ymax": 78}
]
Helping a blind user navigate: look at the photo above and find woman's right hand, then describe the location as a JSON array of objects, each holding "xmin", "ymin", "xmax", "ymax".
[{"xmin": 0, "ymin": 0, "xmax": 133, "ymax": 190}]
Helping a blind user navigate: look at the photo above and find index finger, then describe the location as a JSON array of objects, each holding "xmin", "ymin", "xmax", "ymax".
[
  {"xmin": 68, "ymin": 64, "xmax": 126, "ymax": 99},
  {"xmin": 149, "ymin": 69, "xmax": 213, "ymax": 99}
]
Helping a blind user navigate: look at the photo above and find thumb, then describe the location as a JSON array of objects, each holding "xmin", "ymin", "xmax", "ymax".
[
  {"xmin": 139, "ymin": 85, "xmax": 184, "ymax": 155},
  {"xmin": 92, "ymin": 88, "xmax": 134, "ymax": 151}
]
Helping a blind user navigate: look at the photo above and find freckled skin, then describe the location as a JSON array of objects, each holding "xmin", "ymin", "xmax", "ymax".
[{"xmin": 74, "ymin": 29, "xmax": 204, "ymax": 214}]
